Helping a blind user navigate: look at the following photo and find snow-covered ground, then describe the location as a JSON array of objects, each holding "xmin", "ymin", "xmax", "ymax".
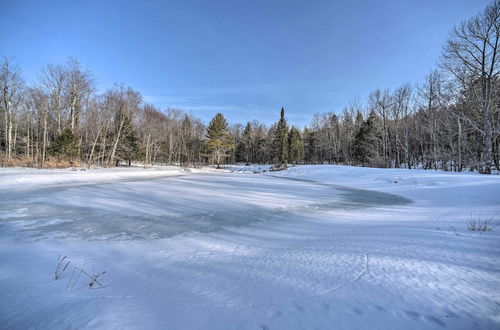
[{"xmin": 1, "ymin": 165, "xmax": 499, "ymax": 329}]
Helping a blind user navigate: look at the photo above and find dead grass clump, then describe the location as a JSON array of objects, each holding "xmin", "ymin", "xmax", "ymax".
[
  {"xmin": 0, "ymin": 155, "xmax": 86, "ymax": 168},
  {"xmin": 468, "ymin": 212, "xmax": 497, "ymax": 232}
]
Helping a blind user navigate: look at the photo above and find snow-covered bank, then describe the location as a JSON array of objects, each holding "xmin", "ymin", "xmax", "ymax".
[
  {"xmin": 267, "ymin": 165, "xmax": 500, "ymax": 208},
  {"xmin": 0, "ymin": 166, "xmax": 187, "ymax": 191},
  {"xmin": 1, "ymin": 166, "xmax": 499, "ymax": 329}
]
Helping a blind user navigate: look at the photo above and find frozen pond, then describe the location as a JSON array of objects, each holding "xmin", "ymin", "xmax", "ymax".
[
  {"xmin": 1, "ymin": 172, "xmax": 410, "ymax": 240},
  {"xmin": 1, "ymin": 166, "xmax": 499, "ymax": 330}
]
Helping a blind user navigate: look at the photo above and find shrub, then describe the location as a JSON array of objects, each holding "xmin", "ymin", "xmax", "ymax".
[
  {"xmin": 50, "ymin": 128, "xmax": 79, "ymax": 160},
  {"xmin": 467, "ymin": 214, "xmax": 497, "ymax": 232}
]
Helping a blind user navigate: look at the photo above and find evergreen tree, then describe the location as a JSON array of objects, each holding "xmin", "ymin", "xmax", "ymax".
[
  {"xmin": 288, "ymin": 126, "xmax": 304, "ymax": 164},
  {"xmin": 235, "ymin": 122, "xmax": 252, "ymax": 163},
  {"xmin": 116, "ymin": 112, "xmax": 140, "ymax": 166},
  {"xmin": 303, "ymin": 127, "xmax": 317, "ymax": 163},
  {"xmin": 180, "ymin": 115, "xmax": 192, "ymax": 164},
  {"xmin": 272, "ymin": 107, "xmax": 289, "ymax": 165},
  {"xmin": 50, "ymin": 128, "xmax": 79, "ymax": 160},
  {"xmin": 205, "ymin": 113, "xmax": 234, "ymax": 168},
  {"xmin": 353, "ymin": 111, "xmax": 381, "ymax": 165},
  {"xmin": 241, "ymin": 121, "xmax": 253, "ymax": 163},
  {"xmin": 355, "ymin": 111, "xmax": 364, "ymax": 127}
]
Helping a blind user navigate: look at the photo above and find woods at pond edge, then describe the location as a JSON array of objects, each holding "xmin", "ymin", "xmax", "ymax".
[{"xmin": 1, "ymin": 1, "xmax": 499, "ymax": 173}]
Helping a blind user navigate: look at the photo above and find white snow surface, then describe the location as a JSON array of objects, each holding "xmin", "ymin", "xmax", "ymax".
[{"xmin": 1, "ymin": 165, "xmax": 499, "ymax": 329}]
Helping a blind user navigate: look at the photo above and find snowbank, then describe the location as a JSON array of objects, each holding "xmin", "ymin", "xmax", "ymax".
[
  {"xmin": 267, "ymin": 164, "xmax": 500, "ymax": 207},
  {"xmin": 0, "ymin": 166, "xmax": 187, "ymax": 191}
]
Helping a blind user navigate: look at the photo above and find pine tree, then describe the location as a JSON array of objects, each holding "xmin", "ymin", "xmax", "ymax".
[
  {"xmin": 180, "ymin": 115, "xmax": 192, "ymax": 164},
  {"xmin": 205, "ymin": 113, "xmax": 234, "ymax": 168},
  {"xmin": 303, "ymin": 127, "xmax": 317, "ymax": 163},
  {"xmin": 353, "ymin": 111, "xmax": 381, "ymax": 165},
  {"xmin": 115, "ymin": 112, "xmax": 140, "ymax": 166},
  {"xmin": 235, "ymin": 122, "xmax": 253, "ymax": 163},
  {"xmin": 50, "ymin": 128, "xmax": 79, "ymax": 160},
  {"xmin": 241, "ymin": 122, "xmax": 252, "ymax": 163},
  {"xmin": 355, "ymin": 111, "xmax": 364, "ymax": 127},
  {"xmin": 288, "ymin": 126, "xmax": 304, "ymax": 164},
  {"xmin": 272, "ymin": 107, "xmax": 289, "ymax": 165}
]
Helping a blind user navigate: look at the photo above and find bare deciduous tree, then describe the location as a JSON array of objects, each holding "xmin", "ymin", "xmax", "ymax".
[
  {"xmin": 65, "ymin": 58, "xmax": 93, "ymax": 132},
  {"xmin": 40, "ymin": 63, "xmax": 66, "ymax": 136},
  {"xmin": 441, "ymin": 0, "xmax": 500, "ymax": 173},
  {"xmin": 0, "ymin": 57, "xmax": 24, "ymax": 160}
]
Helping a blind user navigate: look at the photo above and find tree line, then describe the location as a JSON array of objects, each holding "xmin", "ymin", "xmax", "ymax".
[{"xmin": 1, "ymin": 1, "xmax": 499, "ymax": 173}]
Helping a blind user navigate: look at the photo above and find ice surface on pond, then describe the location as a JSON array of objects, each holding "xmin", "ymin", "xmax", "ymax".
[
  {"xmin": 1, "ymin": 166, "xmax": 499, "ymax": 329},
  {"xmin": 0, "ymin": 172, "xmax": 410, "ymax": 240}
]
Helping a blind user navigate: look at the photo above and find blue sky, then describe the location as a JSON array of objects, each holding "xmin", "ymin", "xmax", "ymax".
[{"xmin": 0, "ymin": 0, "xmax": 490, "ymax": 126}]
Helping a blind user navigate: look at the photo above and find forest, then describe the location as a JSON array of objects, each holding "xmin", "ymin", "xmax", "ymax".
[{"xmin": 1, "ymin": 2, "xmax": 499, "ymax": 173}]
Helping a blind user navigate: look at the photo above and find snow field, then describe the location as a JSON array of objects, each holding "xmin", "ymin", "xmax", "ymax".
[{"xmin": 0, "ymin": 165, "xmax": 499, "ymax": 329}]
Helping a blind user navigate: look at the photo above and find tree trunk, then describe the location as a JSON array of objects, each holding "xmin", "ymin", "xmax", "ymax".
[
  {"xmin": 457, "ymin": 117, "xmax": 462, "ymax": 172},
  {"xmin": 41, "ymin": 115, "xmax": 47, "ymax": 169},
  {"xmin": 4, "ymin": 100, "xmax": 12, "ymax": 159},
  {"xmin": 108, "ymin": 118, "xmax": 124, "ymax": 166},
  {"xmin": 12, "ymin": 123, "xmax": 17, "ymax": 156},
  {"xmin": 482, "ymin": 80, "xmax": 493, "ymax": 174},
  {"xmin": 88, "ymin": 126, "xmax": 103, "ymax": 166}
]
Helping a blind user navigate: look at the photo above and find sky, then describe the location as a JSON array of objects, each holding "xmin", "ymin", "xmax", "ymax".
[{"xmin": 0, "ymin": 0, "xmax": 491, "ymax": 126}]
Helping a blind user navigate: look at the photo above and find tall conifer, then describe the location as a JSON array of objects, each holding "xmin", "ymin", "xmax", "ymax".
[
  {"xmin": 272, "ymin": 107, "xmax": 289, "ymax": 165},
  {"xmin": 205, "ymin": 113, "xmax": 234, "ymax": 168}
]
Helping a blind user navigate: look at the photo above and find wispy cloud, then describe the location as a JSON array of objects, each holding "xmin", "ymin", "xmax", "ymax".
[
  {"xmin": 142, "ymin": 84, "xmax": 311, "ymax": 125},
  {"xmin": 142, "ymin": 95, "xmax": 200, "ymax": 106}
]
